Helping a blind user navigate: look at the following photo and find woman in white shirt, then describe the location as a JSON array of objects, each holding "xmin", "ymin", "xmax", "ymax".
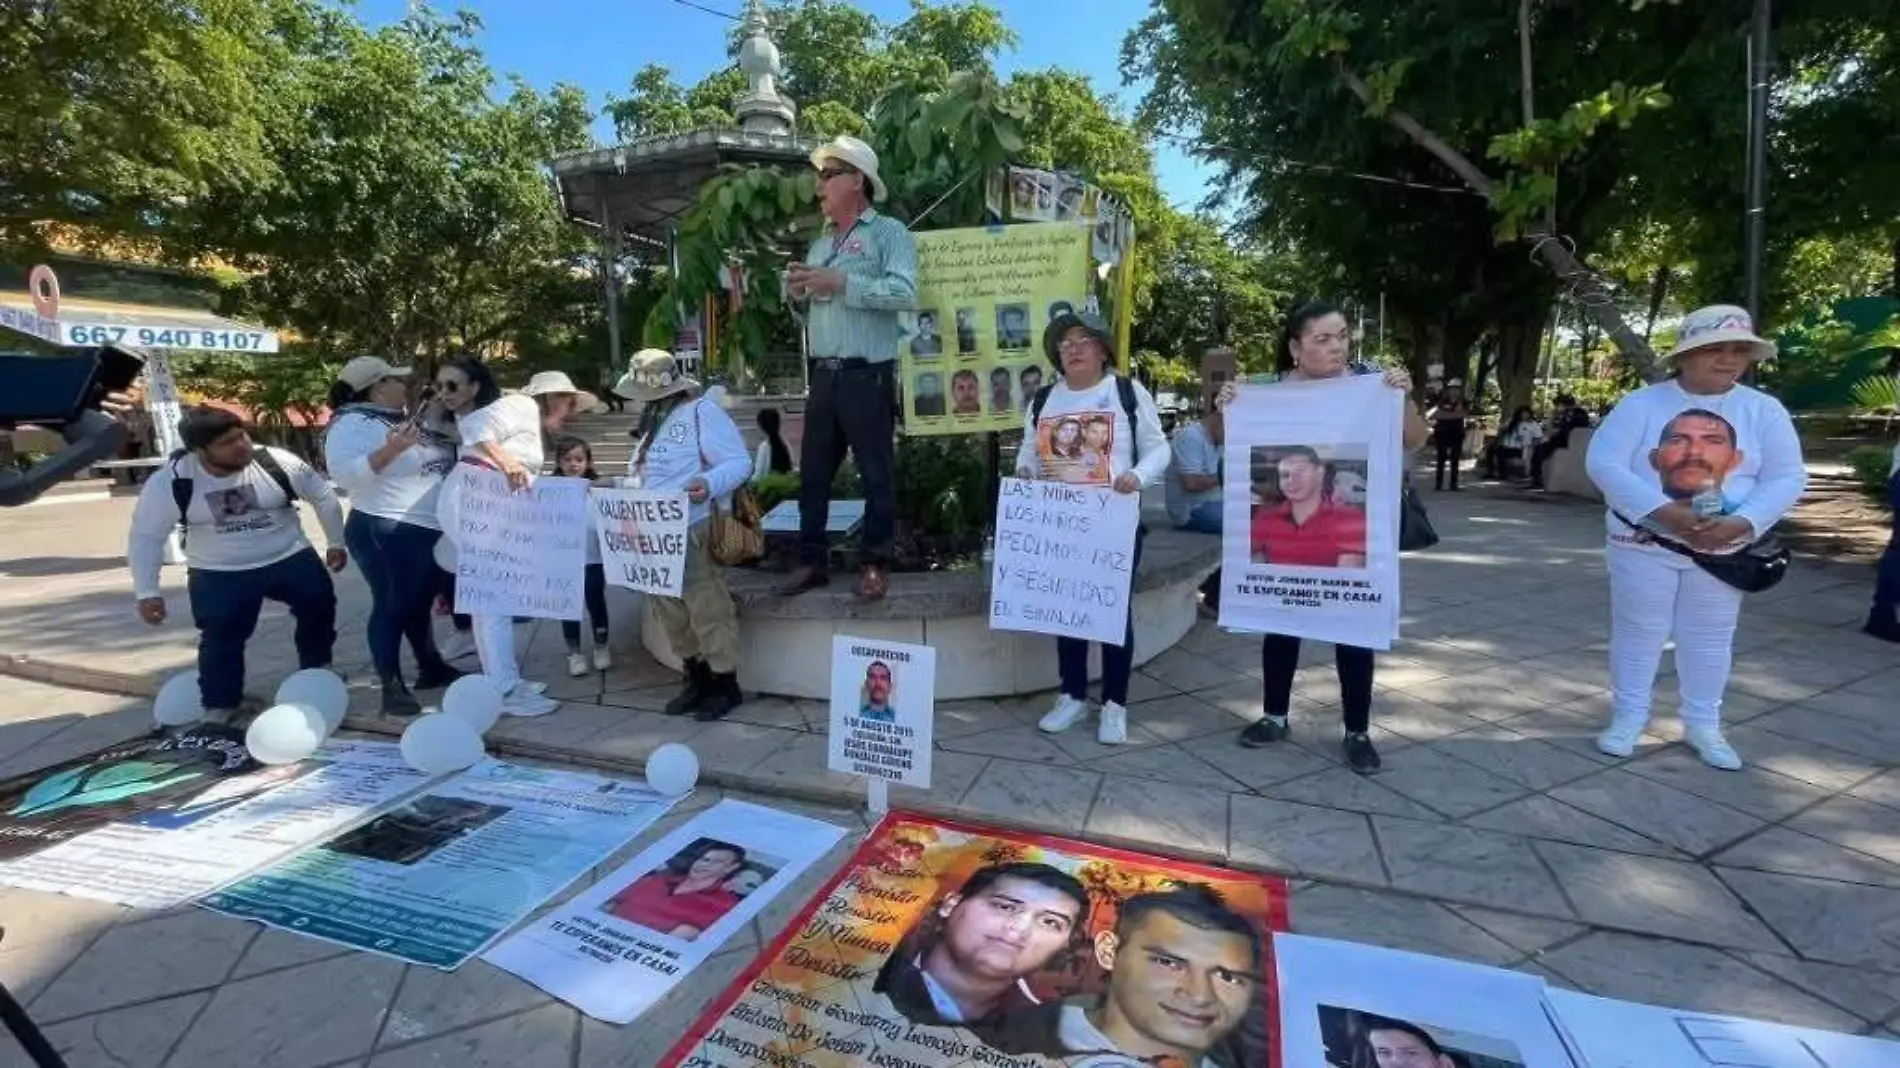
[
  {"xmin": 324, "ymin": 356, "xmax": 462, "ymax": 716},
  {"xmin": 1014, "ymin": 311, "xmax": 1171, "ymax": 746},
  {"xmin": 1585, "ymin": 305, "xmax": 1808, "ymax": 770},
  {"xmin": 613, "ymin": 348, "xmax": 753, "ymax": 722}
]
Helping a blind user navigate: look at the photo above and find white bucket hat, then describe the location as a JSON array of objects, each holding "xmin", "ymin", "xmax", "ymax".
[
  {"xmin": 810, "ymin": 135, "xmax": 887, "ymax": 202},
  {"xmin": 612, "ymin": 348, "xmax": 700, "ymax": 403},
  {"xmin": 1668, "ymin": 304, "xmax": 1777, "ymax": 362},
  {"xmin": 521, "ymin": 370, "xmax": 601, "ymax": 413},
  {"xmin": 337, "ymin": 355, "xmax": 411, "ymax": 392}
]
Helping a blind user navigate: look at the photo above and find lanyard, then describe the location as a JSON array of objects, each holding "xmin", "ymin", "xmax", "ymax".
[{"xmin": 821, "ymin": 217, "xmax": 865, "ymax": 267}]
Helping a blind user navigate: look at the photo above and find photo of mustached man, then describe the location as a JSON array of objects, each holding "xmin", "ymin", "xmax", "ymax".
[
  {"xmin": 983, "ymin": 883, "xmax": 1265, "ymax": 1068},
  {"xmin": 1650, "ymin": 408, "xmax": 1744, "ymax": 504},
  {"xmin": 874, "ymin": 862, "xmax": 1091, "ymax": 1027}
]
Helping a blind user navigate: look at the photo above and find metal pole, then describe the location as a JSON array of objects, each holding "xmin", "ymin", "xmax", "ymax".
[{"xmin": 1743, "ymin": 0, "xmax": 1772, "ymax": 325}]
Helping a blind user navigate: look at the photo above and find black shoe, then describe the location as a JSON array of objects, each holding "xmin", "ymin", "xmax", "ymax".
[
  {"xmin": 380, "ymin": 676, "xmax": 422, "ymax": 717},
  {"xmin": 414, "ymin": 661, "xmax": 466, "ymax": 690},
  {"xmin": 694, "ymin": 670, "xmax": 744, "ymax": 722},
  {"xmin": 1865, "ymin": 613, "xmax": 1900, "ymax": 644},
  {"xmin": 1343, "ymin": 732, "xmax": 1382, "ymax": 774},
  {"xmin": 773, "ymin": 565, "xmax": 830, "ymax": 597},
  {"xmin": 1239, "ymin": 717, "xmax": 1289, "ymax": 748},
  {"xmin": 664, "ymin": 657, "xmax": 711, "ymax": 717}
]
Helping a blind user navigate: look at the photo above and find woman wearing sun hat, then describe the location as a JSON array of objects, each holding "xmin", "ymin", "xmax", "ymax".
[
  {"xmin": 1585, "ymin": 304, "xmax": 1808, "ymax": 770},
  {"xmin": 614, "ymin": 349, "xmax": 753, "ymax": 721}
]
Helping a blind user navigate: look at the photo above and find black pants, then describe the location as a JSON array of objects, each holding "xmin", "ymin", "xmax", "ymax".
[
  {"xmin": 1056, "ymin": 528, "xmax": 1145, "ymax": 705},
  {"xmin": 188, "ymin": 547, "xmax": 336, "ymax": 711},
  {"xmin": 1530, "ymin": 439, "xmax": 1561, "ymax": 484},
  {"xmin": 800, "ymin": 362, "xmax": 895, "ymax": 566},
  {"xmin": 1432, "ymin": 422, "xmax": 1465, "ymax": 490},
  {"xmin": 1260, "ymin": 633, "xmax": 1373, "ymax": 733},
  {"xmin": 562, "ymin": 562, "xmax": 610, "ymax": 648}
]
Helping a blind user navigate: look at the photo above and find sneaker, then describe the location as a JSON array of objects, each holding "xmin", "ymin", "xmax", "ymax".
[
  {"xmin": 1098, "ymin": 702, "xmax": 1129, "ymax": 745},
  {"xmin": 591, "ymin": 645, "xmax": 613, "ymax": 671},
  {"xmin": 413, "ymin": 661, "xmax": 466, "ymax": 690},
  {"xmin": 1038, "ymin": 695, "xmax": 1090, "ymax": 734},
  {"xmin": 1686, "ymin": 725, "xmax": 1744, "ymax": 771},
  {"xmin": 201, "ymin": 706, "xmax": 244, "ymax": 727},
  {"xmin": 1343, "ymin": 732, "xmax": 1382, "ymax": 774},
  {"xmin": 500, "ymin": 689, "xmax": 559, "ymax": 718},
  {"xmin": 517, "ymin": 679, "xmax": 548, "ymax": 696},
  {"xmin": 1238, "ymin": 716, "xmax": 1289, "ymax": 748},
  {"xmin": 437, "ymin": 630, "xmax": 478, "ymax": 662},
  {"xmin": 1595, "ymin": 717, "xmax": 1648, "ymax": 759},
  {"xmin": 567, "ymin": 652, "xmax": 589, "ymax": 678}
]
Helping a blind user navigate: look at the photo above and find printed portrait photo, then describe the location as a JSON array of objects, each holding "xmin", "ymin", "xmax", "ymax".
[
  {"xmin": 859, "ymin": 659, "xmax": 896, "ymax": 723},
  {"xmin": 601, "ymin": 837, "xmax": 785, "ymax": 942},
  {"xmin": 911, "ymin": 308, "xmax": 944, "ymax": 358},
  {"xmin": 1316, "ymin": 1006, "xmax": 1528, "ymax": 1068},
  {"xmin": 1647, "ymin": 407, "xmax": 1744, "ymax": 504},
  {"xmin": 913, "ymin": 372, "xmax": 946, "ymax": 418},
  {"xmin": 206, "ymin": 485, "xmax": 261, "ymax": 526},
  {"xmin": 988, "ymin": 366, "xmax": 1015, "ymax": 414},
  {"xmin": 995, "ymin": 303, "xmax": 1033, "ymax": 350},
  {"xmin": 1019, "ymin": 364, "xmax": 1045, "ymax": 401},
  {"xmin": 951, "ymin": 368, "xmax": 983, "ymax": 416},
  {"xmin": 1248, "ymin": 443, "xmax": 1371, "ymax": 569},
  {"xmin": 1036, "ymin": 411, "xmax": 1117, "ymax": 486},
  {"xmin": 326, "ymin": 795, "xmax": 511, "ymax": 867},
  {"xmin": 955, "ymin": 306, "xmax": 980, "ymax": 356}
]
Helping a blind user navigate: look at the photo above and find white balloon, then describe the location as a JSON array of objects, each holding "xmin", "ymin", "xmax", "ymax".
[
  {"xmin": 441, "ymin": 675, "xmax": 504, "ymax": 734},
  {"xmin": 274, "ymin": 668, "xmax": 349, "ymax": 732},
  {"xmin": 400, "ymin": 714, "xmax": 487, "ymax": 775},
  {"xmin": 245, "ymin": 703, "xmax": 328, "ymax": 765},
  {"xmin": 432, "ymin": 535, "xmax": 457, "ymax": 573},
  {"xmin": 645, "ymin": 742, "xmax": 700, "ymax": 797},
  {"xmin": 153, "ymin": 671, "xmax": 203, "ymax": 727}
]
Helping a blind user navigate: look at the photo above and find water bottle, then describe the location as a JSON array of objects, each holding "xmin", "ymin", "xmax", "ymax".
[{"xmin": 1691, "ymin": 479, "xmax": 1725, "ymax": 518}]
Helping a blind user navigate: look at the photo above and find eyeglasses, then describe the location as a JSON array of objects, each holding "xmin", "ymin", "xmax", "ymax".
[
  {"xmin": 818, "ymin": 168, "xmax": 855, "ymax": 182},
  {"xmin": 433, "ymin": 379, "xmax": 464, "ymax": 392},
  {"xmin": 1057, "ymin": 337, "xmax": 1100, "ymax": 353}
]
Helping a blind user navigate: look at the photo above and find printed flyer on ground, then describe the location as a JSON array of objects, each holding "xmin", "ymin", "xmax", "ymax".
[
  {"xmin": 0, "ymin": 735, "xmax": 433, "ymax": 909},
  {"xmin": 903, "ymin": 224, "xmax": 1090, "ymax": 436},
  {"xmin": 201, "ymin": 761, "xmax": 678, "ymax": 968},
  {"xmin": 486, "ymin": 800, "xmax": 848, "ymax": 1024},
  {"xmin": 658, "ymin": 812, "xmax": 1290, "ymax": 1068}
]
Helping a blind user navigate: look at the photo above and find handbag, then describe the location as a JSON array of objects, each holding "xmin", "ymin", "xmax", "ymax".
[
  {"xmin": 692, "ymin": 403, "xmax": 765, "ymax": 566},
  {"xmin": 1610, "ymin": 511, "xmax": 1790, "ymax": 593},
  {"xmin": 1399, "ymin": 477, "xmax": 1439, "ymax": 552}
]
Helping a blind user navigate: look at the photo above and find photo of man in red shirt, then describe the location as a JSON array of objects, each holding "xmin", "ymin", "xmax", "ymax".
[
  {"xmin": 1250, "ymin": 446, "xmax": 1368, "ymax": 568},
  {"xmin": 603, "ymin": 838, "xmax": 750, "ymax": 941}
]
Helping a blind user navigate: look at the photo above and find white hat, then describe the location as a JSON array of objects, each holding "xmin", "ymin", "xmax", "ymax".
[
  {"xmin": 612, "ymin": 348, "xmax": 700, "ymax": 403},
  {"xmin": 810, "ymin": 136, "xmax": 887, "ymax": 202},
  {"xmin": 1667, "ymin": 304, "xmax": 1776, "ymax": 362},
  {"xmin": 521, "ymin": 370, "xmax": 600, "ymax": 413},
  {"xmin": 337, "ymin": 355, "xmax": 411, "ymax": 392}
]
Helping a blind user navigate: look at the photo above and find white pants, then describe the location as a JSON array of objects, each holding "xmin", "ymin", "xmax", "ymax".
[
  {"xmin": 437, "ymin": 472, "xmax": 523, "ymax": 695},
  {"xmin": 1607, "ymin": 542, "xmax": 1744, "ymax": 729}
]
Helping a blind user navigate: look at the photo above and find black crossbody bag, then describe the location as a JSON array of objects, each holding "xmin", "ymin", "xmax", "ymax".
[{"xmin": 1611, "ymin": 510, "xmax": 1790, "ymax": 593}]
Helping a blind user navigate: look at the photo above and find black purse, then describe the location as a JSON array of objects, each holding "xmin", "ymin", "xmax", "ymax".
[
  {"xmin": 1611, "ymin": 511, "xmax": 1790, "ymax": 593},
  {"xmin": 1400, "ymin": 477, "xmax": 1439, "ymax": 552}
]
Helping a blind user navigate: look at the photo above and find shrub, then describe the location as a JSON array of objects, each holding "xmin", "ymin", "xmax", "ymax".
[
  {"xmin": 751, "ymin": 471, "xmax": 801, "ymax": 515},
  {"xmin": 1847, "ymin": 444, "xmax": 1896, "ymax": 499}
]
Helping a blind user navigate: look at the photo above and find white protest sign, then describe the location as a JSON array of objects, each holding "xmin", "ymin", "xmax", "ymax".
[
  {"xmin": 826, "ymin": 636, "xmax": 934, "ymax": 790},
  {"xmin": 1218, "ymin": 376, "xmax": 1403, "ymax": 649},
  {"xmin": 590, "ymin": 488, "xmax": 688, "ymax": 596},
  {"xmin": 451, "ymin": 467, "xmax": 589, "ymax": 620},
  {"xmin": 990, "ymin": 477, "xmax": 1141, "ymax": 644}
]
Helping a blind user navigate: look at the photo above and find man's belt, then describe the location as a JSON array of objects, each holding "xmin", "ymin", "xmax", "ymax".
[{"xmin": 809, "ymin": 357, "xmax": 880, "ymax": 371}]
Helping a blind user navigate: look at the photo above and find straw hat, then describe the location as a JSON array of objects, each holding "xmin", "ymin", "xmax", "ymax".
[
  {"xmin": 521, "ymin": 370, "xmax": 601, "ymax": 413},
  {"xmin": 810, "ymin": 136, "xmax": 887, "ymax": 202},
  {"xmin": 612, "ymin": 349, "xmax": 700, "ymax": 403},
  {"xmin": 1667, "ymin": 304, "xmax": 1776, "ymax": 362}
]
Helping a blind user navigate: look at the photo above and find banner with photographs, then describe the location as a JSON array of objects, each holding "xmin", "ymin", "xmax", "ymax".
[
  {"xmin": 486, "ymin": 800, "xmax": 848, "ymax": 1025},
  {"xmin": 827, "ymin": 636, "xmax": 935, "ymax": 789},
  {"xmin": 202, "ymin": 761, "xmax": 678, "ymax": 969},
  {"xmin": 1218, "ymin": 376, "xmax": 1404, "ymax": 649},
  {"xmin": 658, "ymin": 812, "xmax": 1290, "ymax": 1068},
  {"xmin": 903, "ymin": 224, "xmax": 1089, "ymax": 436}
]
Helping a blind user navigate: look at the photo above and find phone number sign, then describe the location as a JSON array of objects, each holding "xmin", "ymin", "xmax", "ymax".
[{"xmin": 61, "ymin": 322, "xmax": 280, "ymax": 353}]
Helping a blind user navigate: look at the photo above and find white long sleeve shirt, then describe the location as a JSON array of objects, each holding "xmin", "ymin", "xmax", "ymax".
[
  {"xmin": 630, "ymin": 397, "xmax": 752, "ymax": 527},
  {"xmin": 456, "ymin": 393, "xmax": 545, "ymax": 470},
  {"xmin": 1013, "ymin": 373, "xmax": 1172, "ymax": 490},
  {"xmin": 322, "ymin": 407, "xmax": 456, "ymax": 529},
  {"xmin": 127, "ymin": 447, "xmax": 345, "ymax": 598},
  {"xmin": 1585, "ymin": 380, "xmax": 1807, "ymax": 552}
]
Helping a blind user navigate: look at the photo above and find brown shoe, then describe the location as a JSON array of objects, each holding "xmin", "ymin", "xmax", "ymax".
[
  {"xmin": 858, "ymin": 563, "xmax": 890, "ymax": 601},
  {"xmin": 774, "ymin": 565, "xmax": 829, "ymax": 596}
]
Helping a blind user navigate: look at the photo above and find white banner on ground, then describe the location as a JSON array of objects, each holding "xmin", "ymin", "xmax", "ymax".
[
  {"xmin": 826, "ymin": 636, "xmax": 934, "ymax": 789},
  {"xmin": 1218, "ymin": 376, "xmax": 1403, "ymax": 648},
  {"xmin": 485, "ymin": 799, "xmax": 847, "ymax": 1025},
  {"xmin": 451, "ymin": 467, "xmax": 589, "ymax": 620},
  {"xmin": 1547, "ymin": 988, "xmax": 1898, "ymax": 1068},
  {"xmin": 0, "ymin": 739, "xmax": 433, "ymax": 909},
  {"xmin": 990, "ymin": 476, "xmax": 1141, "ymax": 644},
  {"xmin": 201, "ymin": 761, "xmax": 678, "ymax": 969},
  {"xmin": 590, "ymin": 488, "xmax": 689, "ymax": 597}
]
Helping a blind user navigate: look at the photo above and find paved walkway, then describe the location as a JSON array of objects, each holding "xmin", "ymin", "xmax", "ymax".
[{"xmin": 1, "ymin": 490, "xmax": 1898, "ymax": 1066}]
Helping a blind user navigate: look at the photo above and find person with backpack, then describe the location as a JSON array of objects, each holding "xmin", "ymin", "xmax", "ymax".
[
  {"xmin": 1015, "ymin": 310, "xmax": 1171, "ymax": 745},
  {"xmin": 127, "ymin": 405, "xmax": 348, "ymax": 723}
]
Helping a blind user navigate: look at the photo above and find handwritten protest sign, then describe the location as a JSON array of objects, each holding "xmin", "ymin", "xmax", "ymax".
[
  {"xmin": 990, "ymin": 476, "xmax": 1140, "ymax": 644},
  {"xmin": 450, "ymin": 467, "xmax": 589, "ymax": 620},
  {"xmin": 590, "ymin": 488, "xmax": 688, "ymax": 597},
  {"xmin": 826, "ymin": 636, "xmax": 934, "ymax": 790}
]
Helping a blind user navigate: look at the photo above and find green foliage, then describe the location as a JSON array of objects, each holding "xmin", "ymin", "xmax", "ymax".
[
  {"xmin": 1852, "ymin": 374, "xmax": 1899, "ymax": 415},
  {"xmin": 1767, "ymin": 303, "xmax": 1900, "ymax": 412},
  {"xmin": 1846, "ymin": 444, "xmax": 1896, "ymax": 498},
  {"xmin": 174, "ymin": 346, "xmax": 336, "ymax": 432},
  {"xmin": 893, "ymin": 435, "xmax": 989, "ymax": 540},
  {"xmin": 751, "ymin": 470, "xmax": 802, "ymax": 514}
]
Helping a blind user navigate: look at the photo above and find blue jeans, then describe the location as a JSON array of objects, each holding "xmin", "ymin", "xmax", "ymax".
[
  {"xmin": 188, "ymin": 547, "xmax": 336, "ymax": 710},
  {"xmin": 345, "ymin": 511, "xmax": 446, "ymax": 680},
  {"xmin": 1175, "ymin": 501, "xmax": 1223, "ymax": 535},
  {"xmin": 1057, "ymin": 528, "xmax": 1145, "ymax": 706},
  {"xmin": 1876, "ymin": 473, "xmax": 1900, "ymax": 619}
]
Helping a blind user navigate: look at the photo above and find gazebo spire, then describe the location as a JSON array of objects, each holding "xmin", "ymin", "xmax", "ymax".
[{"xmin": 733, "ymin": 0, "xmax": 796, "ymax": 136}]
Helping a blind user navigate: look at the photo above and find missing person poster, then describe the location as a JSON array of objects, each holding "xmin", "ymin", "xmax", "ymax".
[
  {"xmin": 904, "ymin": 224, "xmax": 1089, "ymax": 436},
  {"xmin": 991, "ymin": 476, "xmax": 1142, "ymax": 645},
  {"xmin": 451, "ymin": 465, "xmax": 589, "ymax": 620},
  {"xmin": 485, "ymin": 800, "xmax": 848, "ymax": 1025},
  {"xmin": 826, "ymin": 636, "xmax": 935, "ymax": 789},
  {"xmin": 201, "ymin": 762, "xmax": 678, "ymax": 968},
  {"xmin": 657, "ymin": 812, "xmax": 1290, "ymax": 1068},
  {"xmin": 591, "ymin": 487, "xmax": 689, "ymax": 596},
  {"xmin": 1219, "ymin": 376, "xmax": 1404, "ymax": 649}
]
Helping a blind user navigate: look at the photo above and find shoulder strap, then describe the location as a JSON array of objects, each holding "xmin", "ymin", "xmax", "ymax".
[
  {"xmin": 1116, "ymin": 376, "xmax": 1141, "ymax": 466},
  {"xmin": 1029, "ymin": 384, "xmax": 1054, "ymax": 424},
  {"xmin": 170, "ymin": 459, "xmax": 192, "ymax": 528},
  {"xmin": 253, "ymin": 448, "xmax": 299, "ymax": 505},
  {"xmin": 1610, "ymin": 510, "xmax": 1699, "ymax": 560}
]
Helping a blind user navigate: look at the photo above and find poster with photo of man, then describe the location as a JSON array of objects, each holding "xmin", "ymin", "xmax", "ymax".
[
  {"xmin": 827, "ymin": 636, "xmax": 934, "ymax": 788},
  {"xmin": 1219, "ymin": 375, "xmax": 1403, "ymax": 649},
  {"xmin": 658, "ymin": 814, "xmax": 1290, "ymax": 1068}
]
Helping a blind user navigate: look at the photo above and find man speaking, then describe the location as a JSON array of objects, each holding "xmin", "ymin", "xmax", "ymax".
[{"xmin": 779, "ymin": 135, "xmax": 917, "ymax": 601}]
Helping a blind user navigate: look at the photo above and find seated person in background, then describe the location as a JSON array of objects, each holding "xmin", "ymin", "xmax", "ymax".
[
  {"xmin": 1167, "ymin": 405, "xmax": 1224, "ymax": 534},
  {"xmin": 1486, "ymin": 405, "xmax": 1543, "ymax": 479},
  {"xmin": 1530, "ymin": 393, "xmax": 1593, "ymax": 488}
]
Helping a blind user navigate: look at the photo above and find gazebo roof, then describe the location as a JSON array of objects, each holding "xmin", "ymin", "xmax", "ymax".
[{"xmin": 549, "ymin": 127, "xmax": 820, "ymax": 246}]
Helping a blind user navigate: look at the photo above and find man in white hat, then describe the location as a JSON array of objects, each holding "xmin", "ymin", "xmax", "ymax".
[{"xmin": 780, "ymin": 135, "xmax": 917, "ymax": 600}]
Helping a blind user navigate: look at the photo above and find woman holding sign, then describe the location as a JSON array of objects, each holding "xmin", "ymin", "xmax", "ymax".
[
  {"xmin": 614, "ymin": 349, "xmax": 752, "ymax": 722},
  {"xmin": 1220, "ymin": 302, "xmax": 1430, "ymax": 773},
  {"xmin": 1015, "ymin": 310, "xmax": 1170, "ymax": 745}
]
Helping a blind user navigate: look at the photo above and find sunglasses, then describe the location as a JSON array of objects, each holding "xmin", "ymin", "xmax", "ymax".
[
  {"xmin": 818, "ymin": 167, "xmax": 856, "ymax": 182},
  {"xmin": 433, "ymin": 379, "xmax": 465, "ymax": 392}
]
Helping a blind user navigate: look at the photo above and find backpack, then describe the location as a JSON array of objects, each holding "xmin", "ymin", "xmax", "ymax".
[
  {"xmin": 1029, "ymin": 374, "xmax": 1143, "ymax": 466},
  {"xmin": 169, "ymin": 448, "xmax": 299, "ymax": 544}
]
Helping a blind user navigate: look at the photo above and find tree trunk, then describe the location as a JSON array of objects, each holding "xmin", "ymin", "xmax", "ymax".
[
  {"xmin": 1495, "ymin": 304, "xmax": 1550, "ymax": 418},
  {"xmin": 1643, "ymin": 265, "xmax": 1672, "ymax": 343}
]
